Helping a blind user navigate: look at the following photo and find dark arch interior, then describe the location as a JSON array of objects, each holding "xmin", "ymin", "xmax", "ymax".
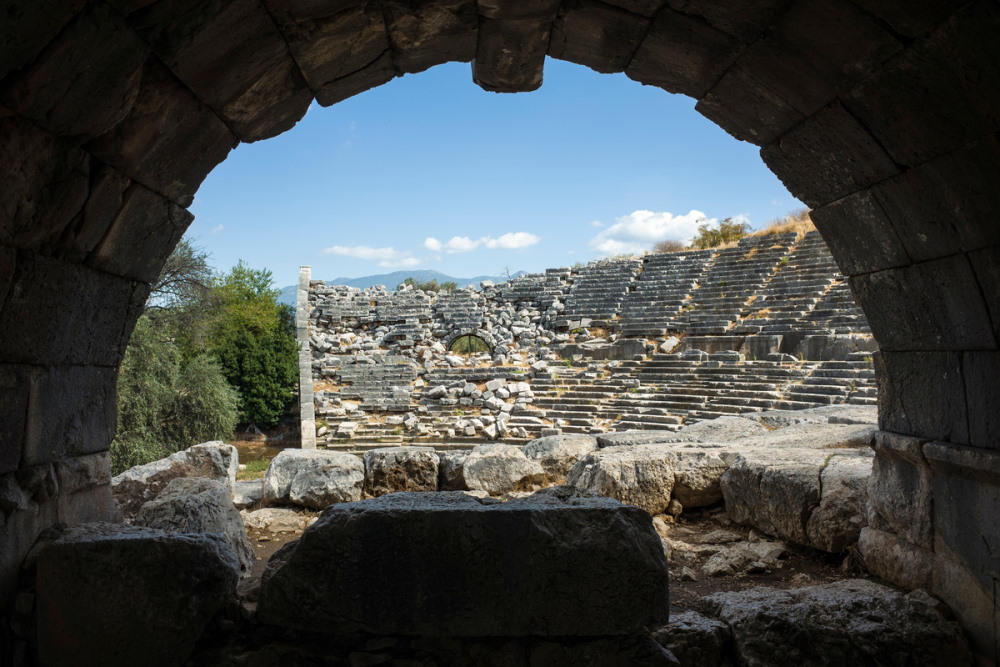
[
  {"xmin": 1, "ymin": 0, "xmax": 998, "ymax": 659},
  {"xmin": 449, "ymin": 334, "xmax": 493, "ymax": 354}
]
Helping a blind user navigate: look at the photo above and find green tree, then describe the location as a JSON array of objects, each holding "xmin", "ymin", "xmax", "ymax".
[
  {"xmin": 690, "ymin": 217, "xmax": 751, "ymax": 249},
  {"xmin": 398, "ymin": 277, "xmax": 457, "ymax": 292},
  {"xmin": 209, "ymin": 261, "xmax": 298, "ymax": 428}
]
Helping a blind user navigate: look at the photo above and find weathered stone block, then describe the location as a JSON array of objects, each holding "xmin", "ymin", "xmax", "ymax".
[
  {"xmin": 262, "ymin": 449, "xmax": 365, "ymax": 508},
  {"xmin": 56, "ymin": 451, "xmax": 112, "ymax": 495},
  {"xmin": 86, "ymin": 183, "xmax": 192, "ymax": 282},
  {"xmin": 961, "ymin": 352, "xmax": 1000, "ymax": 450},
  {"xmin": 0, "ymin": 494, "xmax": 58, "ymax": 604},
  {"xmin": 0, "ymin": 366, "xmax": 28, "ymax": 474},
  {"xmin": 477, "ymin": 0, "xmax": 560, "ymax": 20},
  {"xmin": 600, "ymin": 0, "xmax": 663, "ymax": 17},
  {"xmin": 61, "ymin": 163, "xmax": 132, "ymax": 262},
  {"xmin": 523, "ymin": 434, "xmax": 598, "ymax": 485},
  {"xmin": 663, "ymin": 0, "xmax": 785, "ymax": 37},
  {"xmin": 0, "ymin": 112, "xmax": 90, "ymax": 250},
  {"xmin": 626, "ymin": 8, "xmax": 739, "ymax": 99},
  {"xmin": 857, "ymin": 526, "xmax": 933, "ymax": 590},
  {"xmin": 567, "ymin": 446, "xmax": 675, "ymax": 515},
  {"xmin": 56, "ymin": 482, "xmax": 116, "ymax": 527},
  {"xmin": 0, "ymin": 0, "xmax": 86, "ymax": 80},
  {"xmin": 850, "ymin": 0, "xmax": 966, "ymax": 39},
  {"xmin": 23, "ymin": 365, "xmax": 117, "ymax": 467},
  {"xmin": 473, "ymin": 18, "xmax": 549, "ymax": 92},
  {"xmin": 258, "ymin": 490, "xmax": 669, "ymax": 636},
  {"xmin": 876, "ymin": 351, "xmax": 969, "ymax": 444},
  {"xmin": 36, "ymin": 523, "xmax": 239, "ymax": 667},
  {"xmin": 264, "ymin": 0, "xmax": 390, "ymax": 93},
  {"xmin": 810, "ymin": 189, "xmax": 910, "ymax": 276},
  {"xmin": 86, "ymin": 59, "xmax": 237, "ymax": 208},
  {"xmin": 850, "ymin": 255, "xmax": 995, "ymax": 351},
  {"xmin": 969, "ymin": 245, "xmax": 1000, "ymax": 346},
  {"xmin": 364, "ymin": 446, "xmax": 440, "ymax": 496},
  {"xmin": 761, "ymin": 102, "xmax": 900, "ymax": 208},
  {"xmin": 548, "ymin": 0, "xmax": 649, "ymax": 74},
  {"xmin": 871, "ymin": 138, "xmax": 1000, "ymax": 262},
  {"xmin": 126, "ymin": 0, "xmax": 312, "ymax": 142},
  {"xmin": 867, "ymin": 432, "xmax": 934, "ymax": 549},
  {"xmin": 382, "ymin": 0, "xmax": 478, "ymax": 73},
  {"xmin": 0, "ymin": 4, "xmax": 148, "ymax": 136},
  {"xmin": 929, "ymin": 545, "xmax": 998, "ymax": 663}
]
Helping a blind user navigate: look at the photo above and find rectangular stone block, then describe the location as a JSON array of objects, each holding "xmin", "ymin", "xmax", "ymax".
[
  {"xmin": 86, "ymin": 183, "xmax": 192, "ymax": 283},
  {"xmin": 382, "ymin": 0, "xmax": 478, "ymax": 73},
  {"xmin": 857, "ymin": 527, "xmax": 933, "ymax": 591},
  {"xmin": 0, "ymin": 0, "xmax": 86, "ymax": 80},
  {"xmin": 548, "ymin": 0, "xmax": 649, "ymax": 74},
  {"xmin": 0, "ymin": 4, "xmax": 148, "ymax": 137},
  {"xmin": 664, "ymin": 0, "xmax": 785, "ymax": 37},
  {"xmin": 86, "ymin": 60, "xmax": 237, "ymax": 208},
  {"xmin": 961, "ymin": 352, "xmax": 1000, "ymax": 450},
  {"xmin": 868, "ymin": 432, "xmax": 934, "ymax": 549},
  {"xmin": 125, "ymin": 0, "xmax": 312, "ymax": 142},
  {"xmin": 600, "ymin": 0, "xmax": 663, "ymax": 17},
  {"xmin": 0, "ymin": 111, "xmax": 90, "ymax": 250},
  {"xmin": 24, "ymin": 365, "xmax": 118, "ymax": 467},
  {"xmin": 761, "ymin": 102, "xmax": 900, "ymax": 208},
  {"xmin": 0, "ymin": 366, "xmax": 29, "ymax": 475},
  {"xmin": 876, "ymin": 351, "xmax": 969, "ymax": 445},
  {"xmin": 56, "ymin": 451, "xmax": 112, "ymax": 495},
  {"xmin": 930, "ymin": 549, "xmax": 999, "ymax": 663},
  {"xmin": 57, "ymin": 483, "xmax": 115, "ymax": 527},
  {"xmin": 472, "ymin": 18, "xmax": 549, "ymax": 92},
  {"xmin": 316, "ymin": 50, "xmax": 397, "ymax": 107},
  {"xmin": 810, "ymin": 189, "xmax": 910, "ymax": 276},
  {"xmin": 850, "ymin": 0, "xmax": 966, "ymax": 39},
  {"xmin": 60, "ymin": 162, "xmax": 132, "ymax": 263},
  {"xmin": 0, "ymin": 496, "xmax": 58, "ymax": 605},
  {"xmin": 0, "ymin": 254, "xmax": 140, "ymax": 366},
  {"xmin": 477, "ymin": 0, "xmax": 560, "ymax": 20},
  {"xmin": 969, "ymin": 246, "xmax": 1000, "ymax": 347},
  {"xmin": 850, "ymin": 255, "xmax": 995, "ymax": 351},
  {"xmin": 626, "ymin": 7, "xmax": 739, "ymax": 99}
]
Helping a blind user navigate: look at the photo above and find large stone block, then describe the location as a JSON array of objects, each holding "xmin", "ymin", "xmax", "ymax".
[
  {"xmin": 382, "ymin": 0, "xmax": 478, "ymax": 73},
  {"xmin": 548, "ymin": 0, "xmax": 649, "ymax": 74},
  {"xmin": 0, "ymin": 365, "xmax": 29, "ymax": 474},
  {"xmin": 523, "ymin": 433, "xmax": 598, "ymax": 485},
  {"xmin": 876, "ymin": 351, "xmax": 969, "ymax": 444},
  {"xmin": 0, "ymin": 4, "xmax": 148, "ymax": 136},
  {"xmin": 969, "ymin": 245, "xmax": 1000, "ymax": 346},
  {"xmin": 85, "ymin": 183, "xmax": 192, "ymax": 282},
  {"xmin": 36, "ymin": 523, "xmax": 239, "ymax": 667},
  {"xmin": 867, "ymin": 432, "xmax": 934, "ymax": 549},
  {"xmin": 124, "ymin": 0, "xmax": 312, "ymax": 142},
  {"xmin": 258, "ymin": 490, "xmax": 669, "ymax": 636},
  {"xmin": 850, "ymin": 0, "xmax": 966, "ymax": 39},
  {"xmin": 961, "ymin": 352, "xmax": 1000, "ymax": 449},
  {"xmin": 23, "ymin": 365, "xmax": 118, "ymax": 466},
  {"xmin": 472, "ymin": 18, "xmax": 549, "ymax": 92},
  {"xmin": 761, "ymin": 102, "xmax": 900, "ymax": 208},
  {"xmin": 86, "ymin": 59, "xmax": 237, "ymax": 208},
  {"xmin": 0, "ymin": 0, "xmax": 86, "ymax": 80},
  {"xmin": 0, "ymin": 493, "xmax": 58, "ymax": 605},
  {"xmin": 850, "ymin": 255, "xmax": 995, "ymax": 351},
  {"xmin": 567, "ymin": 446, "xmax": 675, "ymax": 515},
  {"xmin": 626, "ymin": 8, "xmax": 739, "ymax": 98},
  {"xmin": 857, "ymin": 527, "xmax": 933, "ymax": 590},
  {"xmin": 262, "ymin": 449, "xmax": 365, "ymax": 508},
  {"xmin": 463, "ymin": 444, "xmax": 545, "ymax": 495},
  {"xmin": 364, "ymin": 446, "xmax": 440, "ymax": 496},
  {"xmin": 810, "ymin": 189, "xmax": 911, "ymax": 276},
  {"xmin": 0, "ymin": 112, "xmax": 90, "ymax": 250}
]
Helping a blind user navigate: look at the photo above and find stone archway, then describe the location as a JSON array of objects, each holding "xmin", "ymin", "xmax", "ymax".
[
  {"xmin": 444, "ymin": 329, "xmax": 497, "ymax": 353},
  {"xmin": 1, "ymin": 1, "xmax": 998, "ymax": 658}
]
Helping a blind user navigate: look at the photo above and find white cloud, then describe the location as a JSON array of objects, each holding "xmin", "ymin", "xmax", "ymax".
[
  {"xmin": 322, "ymin": 244, "xmax": 420, "ymax": 268},
  {"xmin": 588, "ymin": 209, "xmax": 714, "ymax": 256},
  {"xmin": 422, "ymin": 232, "xmax": 541, "ymax": 254},
  {"xmin": 211, "ymin": 224, "xmax": 225, "ymax": 235},
  {"xmin": 590, "ymin": 220, "xmax": 604, "ymax": 228}
]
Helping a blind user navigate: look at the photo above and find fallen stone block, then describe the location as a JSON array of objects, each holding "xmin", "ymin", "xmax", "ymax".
[
  {"xmin": 463, "ymin": 444, "xmax": 545, "ymax": 495},
  {"xmin": 522, "ymin": 433, "xmax": 598, "ymax": 484},
  {"xmin": 36, "ymin": 523, "xmax": 239, "ymax": 667},
  {"xmin": 651, "ymin": 611, "xmax": 731, "ymax": 667},
  {"xmin": 136, "ymin": 477, "xmax": 254, "ymax": 576},
  {"xmin": 567, "ymin": 446, "xmax": 675, "ymax": 515},
  {"xmin": 364, "ymin": 446, "xmax": 439, "ymax": 496},
  {"xmin": 112, "ymin": 441, "xmax": 238, "ymax": 522},
  {"xmin": 262, "ymin": 449, "xmax": 364, "ymax": 509},
  {"xmin": 258, "ymin": 489, "xmax": 669, "ymax": 636}
]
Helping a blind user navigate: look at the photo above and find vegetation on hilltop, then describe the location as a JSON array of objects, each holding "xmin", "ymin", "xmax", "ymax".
[
  {"xmin": 111, "ymin": 239, "xmax": 297, "ymax": 474},
  {"xmin": 397, "ymin": 276, "xmax": 458, "ymax": 292},
  {"xmin": 653, "ymin": 209, "xmax": 814, "ymax": 254}
]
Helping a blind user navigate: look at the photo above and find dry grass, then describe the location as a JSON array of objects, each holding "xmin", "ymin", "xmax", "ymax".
[{"xmin": 750, "ymin": 208, "xmax": 815, "ymax": 240}]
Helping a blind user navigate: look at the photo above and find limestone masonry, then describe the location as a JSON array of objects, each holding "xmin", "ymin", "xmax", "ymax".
[{"xmin": 300, "ymin": 231, "xmax": 878, "ymax": 449}]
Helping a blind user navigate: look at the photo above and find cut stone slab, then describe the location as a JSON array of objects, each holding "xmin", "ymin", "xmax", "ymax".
[
  {"xmin": 35, "ymin": 522, "xmax": 239, "ymax": 667},
  {"xmin": 567, "ymin": 445, "xmax": 675, "ymax": 515},
  {"xmin": 233, "ymin": 479, "xmax": 262, "ymax": 510},
  {"xmin": 136, "ymin": 477, "xmax": 254, "ymax": 576},
  {"xmin": 462, "ymin": 444, "xmax": 545, "ymax": 495},
  {"xmin": 261, "ymin": 449, "xmax": 364, "ymax": 509},
  {"xmin": 438, "ymin": 450, "xmax": 469, "ymax": 491},
  {"xmin": 596, "ymin": 431, "xmax": 681, "ymax": 448},
  {"xmin": 257, "ymin": 489, "xmax": 669, "ymax": 636},
  {"xmin": 112, "ymin": 441, "xmax": 238, "ymax": 521},
  {"xmin": 522, "ymin": 433, "xmax": 599, "ymax": 484},
  {"xmin": 702, "ymin": 580, "xmax": 971, "ymax": 666},
  {"xmin": 242, "ymin": 507, "xmax": 315, "ymax": 534},
  {"xmin": 672, "ymin": 416, "xmax": 769, "ymax": 442},
  {"xmin": 364, "ymin": 446, "xmax": 439, "ymax": 496}
]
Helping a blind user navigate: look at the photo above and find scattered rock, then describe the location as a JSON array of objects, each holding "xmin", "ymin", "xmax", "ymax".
[
  {"xmin": 136, "ymin": 477, "xmax": 254, "ymax": 576},
  {"xmin": 652, "ymin": 611, "xmax": 731, "ymax": 667},
  {"xmin": 257, "ymin": 491, "xmax": 669, "ymax": 637},
  {"xmin": 112, "ymin": 442, "xmax": 238, "ymax": 522},
  {"xmin": 242, "ymin": 507, "xmax": 314, "ymax": 533},
  {"xmin": 567, "ymin": 446, "xmax": 675, "ymax": 515},
  {"xmin": 233, "ymin": 479, "xmax": 263, "ymax": 510},
  {"xmin": 438, "ymin": 451, "xmax": 469, "ymax": 491}
]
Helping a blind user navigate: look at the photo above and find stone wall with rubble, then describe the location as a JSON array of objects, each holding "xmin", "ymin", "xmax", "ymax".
[{"xmin": 301, "ymin": 231, "xmax": 878, "ymax": 448}]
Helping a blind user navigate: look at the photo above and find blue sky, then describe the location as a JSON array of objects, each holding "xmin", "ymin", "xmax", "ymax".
[{"xmin": 188, "ymin": 58, "xmax": 801, "ymax": 287}]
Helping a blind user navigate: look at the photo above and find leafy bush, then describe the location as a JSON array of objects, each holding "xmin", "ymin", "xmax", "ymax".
[
  {"xmin": 653, "ymin": 239, "xmax": 686, "ymax": 253},
  {"xmin": 398, "ymin": 277, "xmax": 457, "ymax": 292},
  {"xmin": 690, "ymin": 217, "xmax": 751, "ymax": 249}
]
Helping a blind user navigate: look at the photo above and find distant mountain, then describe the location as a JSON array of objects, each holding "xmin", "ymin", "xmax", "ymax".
[{"xmin": 277, "ymin": 269, "xmax": 525, "ymax": 306}]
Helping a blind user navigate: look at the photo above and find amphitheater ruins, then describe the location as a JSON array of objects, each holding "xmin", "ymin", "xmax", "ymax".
[{"xmin": 1, "ymin": 0, "xmax": 999, "ymax": 665}]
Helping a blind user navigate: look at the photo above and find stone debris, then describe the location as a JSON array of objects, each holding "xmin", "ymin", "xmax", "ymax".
[
  {"xmin": 112, "ymin": 441, "xmax": 238, "ymax": 521},
  {"xmin": 363, "ymin": 446, "xmax": 440, "ymax": 496},
  {"xmin": 261, "ymin": 449, "xmax": 364, "ymax": 509},
  {"xmin": 462, "ymin": 444, "xmax": 545, "ymax": 495},
  {"xmin": 257, "ymin": 490, "xmax": 669, "ymax": 637},
  {"xmin": 233, "ymin": 479, "xmax": 263, "ymax": 510},
  {"xmin": 651, "ymin": 611, "xmax": 731, "ymax": 667},
  {"xmin": 521, "ymin": 433, "xmax": 598, "ymax": 484},
  {"xmin": 135, "ymin": 477, "xmax": 254, "ymax": 576},
  {"xmin": 242, "ymin": 507, "xmax": 316, "ymax": 534}
]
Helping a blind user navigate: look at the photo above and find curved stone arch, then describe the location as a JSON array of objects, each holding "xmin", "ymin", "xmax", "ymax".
[
  {"xmin": 443, "ymin": 328, "xmax": 497, "ymax": 352},
  {"xmin": 0, "ymin": 1, "xmax": 998, "ymax": 657}
]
